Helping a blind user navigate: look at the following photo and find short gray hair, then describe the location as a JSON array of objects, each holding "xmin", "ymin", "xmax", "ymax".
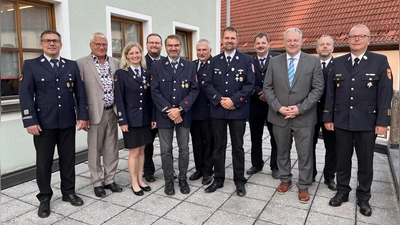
[
  {"xmin": 90, "ymin": 32, "xmax": 107, "ymax": 43},
  {"xmin": 284, "ymin": 28, "xmax": 302, "ymax": 40},
  {"xmin": 349, "ymin": 24, "xmax": 370, "ymax": 36},
  {"xmin": 196, "ymin": 39, "xmax": 211, "ymax": 49}
]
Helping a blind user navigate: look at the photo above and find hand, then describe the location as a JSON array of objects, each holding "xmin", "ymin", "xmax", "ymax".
[
  {"xmin": 375, "ymin": 126, "xmax": 387, "ymax": 135},
  {"xmin": 120, "ymin": 124, "xmax": 129, "ymax": 132},
  {"xmin": 278, "ymin": 106, "xmax": 296, "ymax": 119},
  {"xmin": 220, "ymin": 97, "xmax": 235, "ymax": 110},
  {"xmin": 285, "ymin": 105, "xmax": 299, "ymax": 119},
  {"xmin": 26, "ymin": 125, "xmax": 42, "ymax": 135},
  {"xmin": 173, "ymin": 116, "xmax": 183, "ymax": 124},
  {"xmin": 167, "ymin": 108, "xmax": 181, "ymax": 121},
  {"xmin": 76, "ymin": 120, "xmax": 89, "ymax": 131},
  {"xmin": 258, "ymin": 91, "xmax": 266, "ymax": 102},
  {"xmin": 151, "ymin": 122, "xmax": 157, "ymax": 129},
  {"xmin": 324, "ymin": 122, "xmax": 334, "ymax": 131}
]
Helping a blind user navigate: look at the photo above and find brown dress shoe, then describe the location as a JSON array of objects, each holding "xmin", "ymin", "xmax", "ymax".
[
  {"xmin": 298, "ymin": 189, "xmax": 310, "ymax": 203},
  {"xmin": 277, "ymin": 181, "xmax": 292, "ymax": 194}
]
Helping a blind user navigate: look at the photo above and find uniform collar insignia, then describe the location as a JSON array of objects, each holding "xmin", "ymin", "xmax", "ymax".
[{"xmin": 41, "ymin": 58, "xmax": 45, "ymax": 62}]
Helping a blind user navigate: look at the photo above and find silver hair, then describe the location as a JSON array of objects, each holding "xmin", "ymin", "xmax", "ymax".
[
  {"xmin": 90, "ymin": 32, "xmax": 107, "ymax": 43},
  {"xmin": 284, "ymin": 28, "xmax": 303, "ymax": 40},
  {"xmin": 196, "ymin": 39, "xmax": 212, "ymax": 49}
]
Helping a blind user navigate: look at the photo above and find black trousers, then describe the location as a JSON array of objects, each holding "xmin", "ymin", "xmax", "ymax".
[
  {"xmin": 335, "ymin": 128, "xmax": 375, "ymax": 202},
  {"xmin": 248, "ymin": 113, "xmax": 278, "ymax": 170},
  {"xmin": 312, "ymin": 122, "xmax": 337, "ymax": 180},
  {"xmin": 33, "ymin": 127, "xmax": 76, "ymax": 201},
  {"xmin": 190, "ymin": 119, "xmax": 214, "ymax": 176},
  {"xmin": 211, "ymin": 118, "xmax": 247, "ymax": 185},
  {"xmin": 143, "ymin": 127, "xmax": 157, "ymax": 176}
]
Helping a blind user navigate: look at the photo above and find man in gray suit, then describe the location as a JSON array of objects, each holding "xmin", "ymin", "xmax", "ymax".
[
  {"xmin": 76, "ymin": 32, "xmax": 123, "ymax": 197},
  {"xmin": 263, "ymin": 28, "xmax": 324, "ymax": 203}
]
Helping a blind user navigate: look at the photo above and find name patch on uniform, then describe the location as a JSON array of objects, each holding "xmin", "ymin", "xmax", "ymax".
[
  {"xmin": 365, "ymin": 73, "xmax": 375, "ymax": 76},
  {"xmin": 22, "ymin": 116, "xmax": 32, "ymax": 120},
  {"xmin": 335, "ymin": 74, "xmax": 342, "ymax": 77}
]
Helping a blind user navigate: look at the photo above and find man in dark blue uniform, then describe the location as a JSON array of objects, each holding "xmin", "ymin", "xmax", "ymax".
[
  {"xmin": 143, "ymin": 33, "xmax": 165, "ymax": 182},
  {"xmin": 323, "ymin": 24, "xmax": 393, "ymax": 217},
  {"xmin": 247, "ymin": 32, "xmax": 280, "ymax": 179},
  {"xmin": 203, "ymin": 26, "xmax": 255, "ymax": 197},
  {"xmin": 312, "ymin": 35, "xmax": 337, "ymax": 190},
  {"xmin": 151, "ymin": 34, "xmax": 199, "ymax": 195},
  {"xmin": 189, "ymin": 39, "xmax": 213, "ymax": 185},
  {"xmin": 19, "ymin": 30, "xmax": 89, "ymax": 218}
]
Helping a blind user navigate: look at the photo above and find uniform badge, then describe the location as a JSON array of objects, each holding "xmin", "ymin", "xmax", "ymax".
[
  {"xmin": 367, "ymin": 82, "xmax": 373, "ymax": 88},
  {"xmin": 235, "ymin": 56, "xmax": 239, "ymax": 60},
  {"xmin": 220, "ymin": 56, "xmax": 224, "ymax": 59},
  {"xmin": 239, "ymin": 97, "xmax": 244, "ymax": 101},
  {"xmin": 363, "ymin": 55, "xmax": 368, "ymax": 60},
  {"xmin": 251, "ymin": 64, "xmax": 255, "ymax": 73},
  {"xmin": 235, "ymin": 74, "xmax": 239, "ymax": 81},
  {"xmin": 147, "ymin": 83, "xmax": 150, "ymax": 87},
  {"xmin": 207, "ymin": 60, "xmax": 210, "ymax": 64},
  {"xmin": 387, "ymin": 68, "xmax": 392, "ymax": 80},
  {"xmin": 41, "ymin": 58, "xmax": 45, "ymax": 62},
  {"xmin": 133, "ymin": 75, "xmax": 136, "ymax": 79},
  {"xmin": 388, "ymin": 109, "xmax": 392, "ymax": 116},
  {"xmin": 66, "ymin": 82, "xmax": 70, "ymax": 88},
  {"xmin": 71, "ymin": 82, "xmax": 74, "ymax": 87},
  {"xmin": 144, "ymin": 85, "xmax": 147, "ymax": 89},
  {"xmin": 114, "ymin": 75, "xmax": 118, "ymax": 82},
  {"xmin": 19, "ymin": 76, "xmax": 23, "ymax": 82},
  {"xmin": 185, "ymin": 83, "xmax": 189, "ymax": 88},
  {"xmin": 336, "ymin": 83, "xmax": 340, "ymax": 88},
  {"xmin": 23, "ymin": 109, "xmax": 29, "ymax": 115},
  {"xmin": 180, "ymin": 63, "xmax": 184, "ymax": 67},
  {"xmin": 231, "ymin": 68, "xmax": 235, "ymax": 71},
  {"xmin": 118, "ymin": 111, "xmax": 122, "ymax": 116},
  {"xmin": 181, "ymin": 81, "xmax": 185, "ymax": 88},
  {"xmin": 238, "ymin": 69, "xmax": 244, "ymax": 74},
  {"xmin": 239, "ymin": 77, "xmax": 243, "ymax": 82},
  {"xmin": 184, "ymin": 100, "xmax": 189, "ymax": 105}
]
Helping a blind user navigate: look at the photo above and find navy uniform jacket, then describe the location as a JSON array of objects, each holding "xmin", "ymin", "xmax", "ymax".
[
  {"xmin": 114, "ymin": 67, "xmax": 154, "ymax": 127},
  {"xmin": 191, "ymin": 57, "xmax": 212, "ymax": 120},
  {"xmin": 151, "ymin": 58, "xmax": 199, "ymax": 128},
  {"xmin": 203, "ymin": 51, "xmax": 255, "ymax": 120},
  {"xmin": 19, "ymin": 54, "xmax": 89, "ymax": 129},
  {"xmin": 250, "ymin": 52, "xmax": 280, "ymax": 114},
  {"xmin": 317, "ymin": 58, "xmax": 334, "ymax": 122},
  {"xmin": 145, "ymin": 54, "xmax": 165, "ymax": 73},
  {"xmin": 323, "ymin": 51, "xmax": 393, "ymax": 131}
]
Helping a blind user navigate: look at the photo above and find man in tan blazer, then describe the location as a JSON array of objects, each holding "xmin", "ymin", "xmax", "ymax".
[{"xmin": 76, "ymin": 32, "xmax": 122, "ymax": 197}]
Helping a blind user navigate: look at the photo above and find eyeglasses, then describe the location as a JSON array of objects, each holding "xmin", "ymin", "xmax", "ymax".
[
  {"xmin": 348, "ymin": 35, "xmax": 369, "ymax": 40},
  {"xmin": 91, "ymin": 42, "xmax": 108, "ymax": 48},
  {"xmin": 147, "ymin": 42, "xmax": 161, "ymax": 45},
  {"xmin": 166, "ymin": 44, "xmax": 181, "ymax": 48},
  {"xmin": 41, "ymin": 39, "xmax": 61, "ymax": 44}
]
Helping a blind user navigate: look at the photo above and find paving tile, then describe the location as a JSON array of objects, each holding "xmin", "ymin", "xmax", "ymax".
[
  {"xmin": 19, "ymin": 188, "xmax": 62, "ymax": 205},
  {"xmin": 152, "ymin": 218, "xmax": 182, "ymax": 225},
  {"xmin": 204, "ymin": 209, "xmax": 255, "ymax": 225},
  {"xmin": 373, "ymin": 170, "xmax": 394, "ymax": 183},
  {"xmin": 113, "ymin": 170, "xmax": 132, "ymax": 187},
  {"xmin": 51, "ymin": 194, "xmax": 97, "ymax": 216},
  {"xmin": 356, "ymin": 205, "xmax": 400, "ymax": 225},
  {"xmin": 220, "ymin": 195, "xmax": 267, "ymax": 218},
  {"xmin": 306, "ymin": 211, "xmax": 355, "ymax": 225},
  {"xmin": 116, "ymin": 158, "xmax": 128, "ymax": 171},
  {"xmin": 2, "ymin": 207, "xmax": 63, "ymax": 225},
  {"xmin": 68, "ymin": 200, "xmax": 125, "ymax": 225},
  {"xmin": 243, "ymin": 183, "xmax": 276, "ymax": 201},
  {"xmin": 130, "ymin": 193, "xmax": 180, "ymax": 216},
  {"xmin": 163, "ymin": 201, "xmax": 214, "ymax": 225},
  {"xmin": 1, "ymin": 181, "xmax": 37, "ymax": 198},
  {"xmin": 258, "ymin": 202, "xmax": 308, "ymax": 225},
  {"xmin": 369, "ymin": 192, "xmax": 399, "ymax": 209},
  {"xmin": 269, "ymin": 191, "xmax": 312, "ymax": 210},
  {"xmin": 185, "ymin": 187, "xmax": 231, "ymax": 210},
  {"xmin": 153, "ymin": 181, "xmax": 200, "ymax": 200},
  {"xmin": 1, "ymin": 193, "xmax": 13, "ymax": 204},
  {"xmin": 310, "ymin": 196, "xmax": 355, "ymax": 220},
  {"xmin": 52, "ymin": 217, "xmax": 89, "ymax": 225},
  {"xmin": 103, "ymin": 208, "xmax": 158, "ymax": 225},
  {"xmin": 371, "ymin": 180, "xmax": 397, "ymax": 195},
  {"xmin": 75, "ymin": 162, "xmax": 89, "ymax": 175},
  {"xmin": 102, "ymin": 186, "xmax": 146, "ymax": 207},
  {"xmin": 1, "ymin": 199, "xmax": 36, "ymax": 222}
]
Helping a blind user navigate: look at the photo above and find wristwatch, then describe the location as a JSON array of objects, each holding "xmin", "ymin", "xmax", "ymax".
[{"xmin": 178, "ymin": 106, "xmax": 185, "ymax": 115}]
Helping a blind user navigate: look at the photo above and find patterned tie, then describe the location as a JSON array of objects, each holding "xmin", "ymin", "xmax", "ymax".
[
  {"xmin": 171, "ymin": 61, "xmax": 178, "ymax": 73},
  {"xmin": 288, "ymin": 58, "xmax": 295, "ymax": 86},
  {"xmin": 227, "ymin": 56, "xmax": 231, "ymax": 66},
  {"xmin": 50, "ymin": 59, "xmax": 58, "ymax": 73},
  {"xmin": 322, "ymin": 62, "xmax": 326, "ymax": 70},
  {"xmin": 353, "ymin": 58, "xmax": 359, "ymax": 71},
  {"xmin": 260, "ymin": 58, "xmax": 265, "ymax": 68},
  {"xmin": 134, "ymin": 68, "xmax": 140, "ymax": 78}
]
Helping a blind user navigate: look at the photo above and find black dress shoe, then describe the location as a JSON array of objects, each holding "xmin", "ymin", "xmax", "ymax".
[
  {"xmin": 164, "ymin": 181, "xmax": 175, "ymax": 195},
  {"xmin": 62, "ymin": 194, "xmax": 84, "ymax": 206},
  {"xmin": 357, "ymin": 200, "xmax": 372, "ymax": 216},
  {"xmin": 202, "ymin": 175, "xmax": 213, "ymax": 185},
  {"xmin": 131, "ymin": 186, "xmax": 144, "ymax": 196},
  {"xmin": 246, "ymin": 166, "xmax": 262, "ymax": 175},
  {"xmin": 94, "ymin": 186, "xmax": 106, "ymax": 197},
  {"xmin": 140, "ymin": 185, "xmax": 151, "ymax": 192},
  {"xmin": 324, "ymin": 179, "xmax": 337, "ymax": 191},
  {"xmin": 205, "ymin": 181, "xmax": 223, "ymax": 193},
  {"xmin": 329, "ymin": 192, "xmax": 349, "ymax": 207},
  {"xmin": 179, "ymin": 179, "xmax": 190, "ymax": 194},
  {"xmin": 144, "ymin": 174, "xmax": 156, "ymax": 182},
  {"xmin": 104, "ymin": 182, "xmax": 123, "ymax": 192},
  {"xmin": 38, "ymin": 199, "xmax": 50, "ymax": 218},
  {"xmin": 189, "ymin": 171, "xmax": 203, "ymax": 180},
  {"xmin": 236, "ymin": 184, "xmax": 246, "ymax": 197},
  {"xmin": 271, "ymin": 169, "xmax": 280, "ymax": 179}
]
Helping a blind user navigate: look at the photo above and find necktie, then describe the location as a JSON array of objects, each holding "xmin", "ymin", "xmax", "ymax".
[
  {"xmin": 134, "ymin": 68, "xmax": 140, "ymax": 78},
  {"xmin": 227, "ymin": 56, "xmax": 231, "ymax": 66},
  {"xmin": 260, "ymin": 58, "xmax": 265, "ymax": 68},
  {"xmin": 198, "ymin": 62, "xmax": 204, "ymax": 71},
  {"xmin": 353, "ymin": 58, "xmax": 360, "ymax": 71},
  {"xmin": 288, "ymin": 58, "xmax": 295, "ymax": 86},
  {"xmin": 50, "ymin": 59, "xmax": 58, "ymax": 73},
  {"xmin": 171, "ymin": 61, "xmax": 178, "ymax": 73},
  {"xmin": 322, "ymin": 62, "xmax": 326, "ymax": 70}
]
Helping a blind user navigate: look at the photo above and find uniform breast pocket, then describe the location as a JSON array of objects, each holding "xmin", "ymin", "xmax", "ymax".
[
  {"xmin": 213, "ymin": 69, "xmax": 223, "ymax": 84},
  {"xmin": 361, "ymin": 75, "xmax": 379, "ymax": 92},
  {"xmin": 332, "ymin": 75, "xmax": 345, "ymax": 88},
  {"xmin": 36, "ymin": 104, "xmax": 48, "ymax": 113},
  {"xmin": 159, "ymin": 76, "xmax": 172, "ymax": 91},
  {"xmin": 35, "ymin": 78, "xmax": 50, "ymax": 92}
]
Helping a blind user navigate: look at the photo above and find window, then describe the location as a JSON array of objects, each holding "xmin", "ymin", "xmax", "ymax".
[
  {"xmin": 1, "ymin": 0, "xmax": 55, "ymax": 100},
  {"xmin": 111, "ymin": 16, "xmax": 142, "ymax": 59},
  {"xmin": 176, "ymin": 30, "xmax": 192, "ymax": 61}
]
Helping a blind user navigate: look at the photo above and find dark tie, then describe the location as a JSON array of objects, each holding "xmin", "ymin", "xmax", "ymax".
[
  {"xmin": 260, "ymin": 58, "xmax": 266, "ymax": 68},
  {"xmin": 198, "ymin": 62, "xmax": 204, "ymax": 71},
  {"xmin": 227, "ymin": 56, "xmax": 231, "ymax": 66},
  {"xmin": 353, "ymin": 58, "xmax": 360, "ymax": 71},
  {"xmin": 171, "ymin": 61, "xmax": 178, "ymax": 73},
  {"xmin": 322, "ymin": 62, "xmax": 326, "ymax": 70},
  {"xmin": 134, "ymin": 68, "xmax": 140, "ymax": 77},
  {"xmin": 50, "ymin": 59, "xmax": 58, "ymax": 73}
]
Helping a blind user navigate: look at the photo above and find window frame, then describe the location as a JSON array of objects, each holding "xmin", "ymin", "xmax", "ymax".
[{"xmin": 110, "ymin": 16, "xmax": 143, "ymax": 59}]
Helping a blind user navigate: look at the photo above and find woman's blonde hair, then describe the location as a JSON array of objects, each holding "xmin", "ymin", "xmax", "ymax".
[{"xmin": 120, "ymin": 42, "xmax": 147, "ymax": 70}]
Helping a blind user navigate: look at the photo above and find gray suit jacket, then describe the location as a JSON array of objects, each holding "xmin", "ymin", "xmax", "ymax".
[
  {"xmin": 263, "ymin": 52, "xmax": 324, "ymax": 127},
  {"xmin": 76, "ymin": 54, "xmax": 120, "ymax": 124}
]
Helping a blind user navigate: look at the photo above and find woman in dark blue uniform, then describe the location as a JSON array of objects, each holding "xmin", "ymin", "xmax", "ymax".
[{"xmin": 114, "ymin": 42, "xmax": 156, "ymax": 196}]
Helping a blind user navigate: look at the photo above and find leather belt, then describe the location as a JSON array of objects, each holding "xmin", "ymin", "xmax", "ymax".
[{"xmin": 104, "ymin": 105, "xmax": 113, "ymax": 110}]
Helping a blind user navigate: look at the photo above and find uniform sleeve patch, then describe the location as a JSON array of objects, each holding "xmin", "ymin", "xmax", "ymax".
[
  {"xmin": 387, "ymin": 68, "xmax": 392, "ymax": 80},
  {"xmin": 184, "ymin": 100, "xmax": 189, "ymax": 105},
  {"xmin": 19, "ymin": 75, "xmax": 23, "ymax": 82},
  {"xmin": 388, "ymin": 109, "xmax": 392, "ymax": 116},
  {"xmin": 114, "ymin": 75, "xmax": 118, "ymax": 82}
]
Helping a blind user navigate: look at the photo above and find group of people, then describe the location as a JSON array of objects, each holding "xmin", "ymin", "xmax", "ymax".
[{"xmin": 19, "ymin": 23, "xmax": 393, "ymax": 219}]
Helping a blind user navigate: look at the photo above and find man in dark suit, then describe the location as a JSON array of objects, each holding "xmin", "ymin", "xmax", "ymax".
[
  {"xmin": 203, "ymin": 26, "xmax": 255, "ymax": 197},
  {"xmin": 19, "ymin": 29, "xmax": 89, "ymax": 218},
  {"xmin": 143, "ymin": 33, "xmax": 165, "ymax": 182},
  {"xmin": 247, "ymin": 32, "xmax": 280, "ymax": 179},
  {"xmin": 312, "ymin": 35, "xmax": 337, "ymax": 190},
  {"xmin": 151, "ymin": 34, "xmax": 199, "ymax": 195},
  {"xmin": 323, "ymin": 24, "xmax": 393, "ymax": 217},
  {"xmin": 189, "ymin": 39, "xmax": 213, "ymax": 185},
  {"xmin": 263, "ymin": 28, "xmax": 324, "ymax": 203},
  {"xmin": 76, "ymin": 32, "xmax": 122, "ymax": 198}
]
